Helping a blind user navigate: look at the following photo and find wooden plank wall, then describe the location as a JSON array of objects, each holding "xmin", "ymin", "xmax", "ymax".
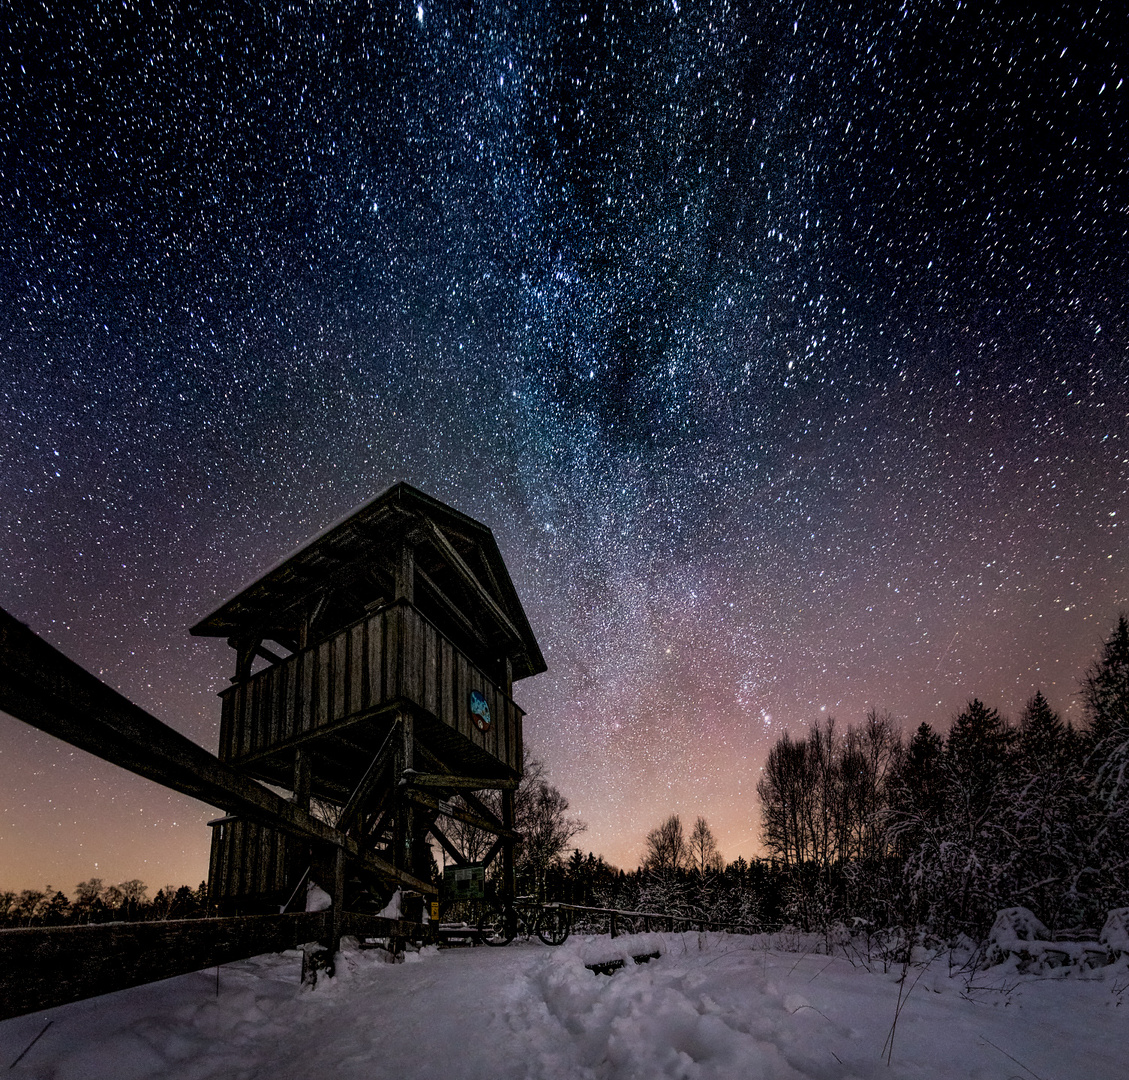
[
  {"xmin": 220, "ymin": 604, "xmax": 523, "ymax": 772},
  {"xmin": 207, "ymin": 819, "xmax": 289, "ymax": 908}
]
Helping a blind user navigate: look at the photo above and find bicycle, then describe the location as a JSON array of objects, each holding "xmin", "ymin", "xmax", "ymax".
[{"xmin": 477, "ymin": 896, "xmax": 571, "ymax": 946}]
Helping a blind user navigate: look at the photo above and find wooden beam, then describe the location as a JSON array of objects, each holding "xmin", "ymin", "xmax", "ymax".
[
  {"xmin": 428, "ymin": 820, "xmax": 468, "ymax": 866},
  {"xmin": 413, "ymin": 739, "xmax": 456, "ymax": 774},
  {"xmin": 395, "ymin": 539, "xmax": 414, "ymax": 604},
  {"xmin": 365, "ymin": 794, "xmax": 397, "ymax": 847},
  {"xmin": 293, "ymin": 748, "xmax": 311, "ymax": 813},
  {"xmin": 412, "ymin": 739, "xmax": 519, "ymax": 790},
  {"xmin": 228, "ymin": 636, "xmax": 261, "ymax": 682},
  {"xmin": 255, "ymin": 643, "xmax": 287, "ymax": 665},
  {"xmin": 404, "ymin": 788, "xmax": 520, "ymax": 840},
  {"xmin": 481, "ymin": 834, "xmax": 505, "ymax": 869},
  {"xmin": 306, "ymin": 589, "xmax": 332, "ymax": 642},
  {"xmin": 463, "ymin": 789, "xmax": 506, "ymax": 830},
  {"xmin": 402, "ymin": 769, "xmax": 518, "ymax": 791},
  {"xmin": 336, "ymin": 721, "xmax": 399, "ymax": 835},
  {"xmin": 0, "ymin": 607, "xmax": 435, "ymax": 896},
  {"xmin": 423, "ymin": 521, "xmax": 523, "ymax": 645}
]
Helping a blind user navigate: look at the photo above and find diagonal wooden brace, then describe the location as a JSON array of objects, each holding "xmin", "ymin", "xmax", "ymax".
[
  {"xmin": 336, "ymin": 720, "xmax": 400, "ymax": 835},
  {"xmin": 404, "ymin": 788, "xmax": 520, "ymax": 840},
  {"xmin": 428, "ymin": 820, "xmax": 469, "ymax": 867}
]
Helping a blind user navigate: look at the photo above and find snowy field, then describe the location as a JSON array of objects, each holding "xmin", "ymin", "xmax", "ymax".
[{"xmin": 1, "ymin": 930, "xmax": 1125, "ymax": 1079}]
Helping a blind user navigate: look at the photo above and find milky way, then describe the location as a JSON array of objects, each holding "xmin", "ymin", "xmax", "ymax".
[{"xmin": 2, "ymin": 2, "xmax": 1126, "ymax": 887}]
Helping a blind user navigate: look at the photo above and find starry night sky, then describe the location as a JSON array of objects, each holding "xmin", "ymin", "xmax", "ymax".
[{"xmin": 2, "ymin": 1, "xmax": 1127, "ymax": 890}]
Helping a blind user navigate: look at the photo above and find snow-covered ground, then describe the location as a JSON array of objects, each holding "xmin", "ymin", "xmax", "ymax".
[{"xmin": 2, "ymin": 930, "xmax": 1125, "ymax": 1079}]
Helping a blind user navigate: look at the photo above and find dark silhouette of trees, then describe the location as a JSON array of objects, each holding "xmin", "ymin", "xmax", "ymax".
[
  {"xmin": 643, "ymin": 814, "xmax": 687, "ymax": 873},
  {"xmin": 758, "ymin": 712, "xmax": 900, "ymax": 875},
  {"xmin": 750, "ymin": 615, "xmax": 1129, "ymax": 936},
  {"xmin": 756, "ymin": 726, "xmax": 828, "ymax": 868},
  {"xmin": 1081, "ymin": 615, "xmax": 1129, "ymax": 912},
  {"xmin": 517, "ymin": 773, "xmax": 587, "ymax": 896},
  {"xmin": 1, "ymin": 878, "xmax": 207, "ymax": 928},
  {"xmin": 688, "ymin": 817, "xmax": 722, "ymax": 876},
  {"xmin": 1010, "ymin": 691, "xmax": 1088, "ymax": 931}
]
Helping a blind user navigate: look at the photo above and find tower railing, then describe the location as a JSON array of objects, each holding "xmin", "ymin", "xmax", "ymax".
[{"xmin": 217, "ymin": 600, "xmax": 523, "ymax": 775}]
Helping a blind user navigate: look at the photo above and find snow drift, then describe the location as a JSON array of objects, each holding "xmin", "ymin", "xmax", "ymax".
[{"xmin": 1, "ymin": 929, "xmax": 1125, "ymax": 1079}]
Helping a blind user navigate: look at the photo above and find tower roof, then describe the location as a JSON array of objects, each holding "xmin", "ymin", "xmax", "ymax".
[{"xmin": 190, "ymin": 482, "xmax": 546, "ymax": 681}]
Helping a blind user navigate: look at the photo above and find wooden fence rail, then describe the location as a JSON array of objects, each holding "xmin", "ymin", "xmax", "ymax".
[
  {"xmin": 0, "ymin": 912, "xmax": 328, "ymax": 1020},
  {"xmin": 551, "ymin": 902, "xmax": 760, "ymax": 937},
  {"xmin": 0, "ymin": 910, "xmax": 429, "ymax": 1021}
]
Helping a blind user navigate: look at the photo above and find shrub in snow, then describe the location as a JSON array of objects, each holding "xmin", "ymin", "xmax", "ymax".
[
  {"xmin": 577, "ymin": 932, "xmax": 666, "ymax": 969},
  {"xmin": 985, "ymin": 907, "xmax": 1050, "ymax": 969},
  {"xmin": 989, "ymin": 907, "xmax": 1050, "ymax": 944},
  {"xmin": 1099, "ymin": 908, "xmax": 1129, "ymax": 955},
  {"xmin": 983, "ymin": 906, "xmax": 1121, "ymax": 972}
]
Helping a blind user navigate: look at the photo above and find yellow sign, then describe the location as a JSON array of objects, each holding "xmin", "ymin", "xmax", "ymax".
[{"xmin": 430, "ymin": 902, "xmax": 440, "ymax": 922}]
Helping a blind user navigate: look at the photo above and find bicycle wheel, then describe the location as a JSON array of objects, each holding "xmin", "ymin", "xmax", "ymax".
[
  {"xmin": 536, "ymin": 906, "xmax": 570, "ymax": 946},
  {"xmin": 478, "ymin": 904, "xmax": 517, "ymax": 946}
]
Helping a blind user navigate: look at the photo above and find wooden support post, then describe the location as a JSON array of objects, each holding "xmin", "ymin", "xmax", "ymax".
[
  {"xmin": 400, "ymin": 713, "xmax": 414, "ymax": 875},
  {"xmin": 229, "ymin": 637, "xmax": 260, "ymax": 683},
  {"xmin": 293, "ymin": 749, "xmax": 311, "ymax": 813},
  {"xmin": 395, "ymin": 540, "xmax": 414, "ymax": 604},
  {"xmin": 328, "ymin": 845, "xmax": 346, "ymax": 966},
  {"xmin": 286, "ymin": 749, "xmax": 313, "ymax": 902},
  {"xmin": 401, "ymin": 711, "xmax": 415, "ymax": 773},
  {"xmin": 501, "ymin": 787, "xmax": 515, "ymax": 904},
  {"xmin": 336, "ymin": 720, "xmax": 399, "ymax": 836}
]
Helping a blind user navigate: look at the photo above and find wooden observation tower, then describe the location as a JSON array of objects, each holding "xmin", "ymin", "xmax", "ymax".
[{"xmin": 191, "ymin": 483, "xmax": 546, "ymax": 919}]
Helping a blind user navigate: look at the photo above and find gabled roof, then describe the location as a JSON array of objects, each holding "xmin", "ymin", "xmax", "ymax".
[{"xmin": 190, "ymin": 482, "xmax": 546, "ymax": 680}]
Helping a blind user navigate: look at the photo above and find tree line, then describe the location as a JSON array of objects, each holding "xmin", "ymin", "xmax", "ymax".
[
  {"xmin": 754, "ymin": 615, "xmax": 1129, "ymax": 935},
  {"xmin": 535, "ymin": 616, "xmax": 1129, "ymax": 939},
  {"xmin": 1, "ymin": 879, "xmax": 209, "ymax": 928}
]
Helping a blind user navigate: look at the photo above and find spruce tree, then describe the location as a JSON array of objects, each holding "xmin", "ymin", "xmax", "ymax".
[
  {"xmin": 1013, "ymin": 691, "xmax": 1087, "ymax": 930},
  {"xmin": 1081, "ymin": 616, "xmax": 1129, "ymax": 915},
  {"xmin": 932, "ymin": 700, "xmax": 1015, "ymax": 935}
]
